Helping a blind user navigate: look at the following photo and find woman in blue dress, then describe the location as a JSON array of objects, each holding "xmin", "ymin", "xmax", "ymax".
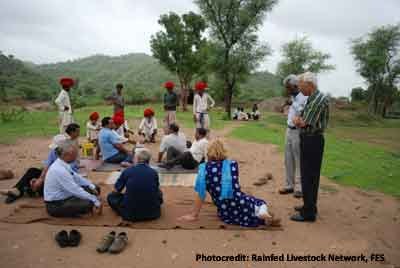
[{"xmin": 178, "ymin": 139, "xmax": 281, "ymax": 227}]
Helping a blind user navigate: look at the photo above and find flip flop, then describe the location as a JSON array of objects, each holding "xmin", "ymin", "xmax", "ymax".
[
  {"xmin": 96, "ymin": 231, "xmax": 116, "ymax": 253},
  {"xmin": 55, "ymin": 230, "xmax": 69, "ymax": 248},
  {"xmin": 108, "ymin": 232, "xmax": 128, "ymax": 254},
  {"xmin": 69, "ymin": 230, "xmax": 82, "ymax": 247},
  {"xmin": 5, "ymin": 191, "xmax": 20, "ymax": 204}
]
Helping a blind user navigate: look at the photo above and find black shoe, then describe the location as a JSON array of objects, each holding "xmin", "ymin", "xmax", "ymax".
[
  {"xmin": 55, "ymin": 230, "xmax": 70, "ymax": 248},
  {"xmin": 290, "ymin": 213, "xmax": 316, "ymax": 222},
  {"xmin": 294, "ymin": 205, "xmax": 303, "ymax": 212},
  {"xmin": 293, "ymin": 191, "xmax": 303, "ymax": 198},
  {"xmin": 278, "ymin": 188, "xmax": 294, "ymax": 194},
  {"xmin": 68, "ymin": 230, "xmax": 82, "ymax": 247},
  {"xmin": 5, "ymin": 192, "xmax": 20, "ymax": 204},
  {"xmin": 158, "ymin": 163, "xmax": 172, "ymax": 170}
]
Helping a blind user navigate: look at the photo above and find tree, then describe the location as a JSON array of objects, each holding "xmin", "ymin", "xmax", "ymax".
[
  {"xmin": 150, "ymin": 11, "xmax": 209, "ymax": 111},
  {"xmin": 276, "ymin": 37, "xmax": 335, "ymax": 79},
  {"xmin": 350, "ymin": 87, "xmax": 367, "ymax": 102},
  {"xmin": 196, "ymin": 0, "xmax": 276, "ymax": 117},
  {"xmin": 351, "ymin": 24, "xmax": 400, "ymax": 116}
]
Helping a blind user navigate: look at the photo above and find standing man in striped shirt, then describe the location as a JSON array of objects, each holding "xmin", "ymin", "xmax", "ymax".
[{"xmin": 290, "ymin": 72, "xmax": 329, "ymax": 222}]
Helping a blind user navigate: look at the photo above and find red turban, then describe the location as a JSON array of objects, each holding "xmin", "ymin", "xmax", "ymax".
[
  {"xmin": 59, "ymin": 77, "xmax": 74, "ymax": 88},
  {"xmin": 164, "ymin": 81, "xmax": 175, "ymax": 89},
  {"xmin": 89, "ymin": 112, "xmax": 99, "ymax": 121},
  {"xmin": 144, "ymin": 108, "xmax": 155, "ymax": 117},
  {"xmin": 195, "ymin": 81, "xmax": 207, "ymax": 91},
  {"xmin": 112, "ymin": 115, "xmax": 124, "ymax": 125}
]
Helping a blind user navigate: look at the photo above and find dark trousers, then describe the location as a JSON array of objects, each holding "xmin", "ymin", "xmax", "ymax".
[
  {"xmin": 45, "ymin": 185, "xmax": 100, "ymax": 218},
  {"xmin": 107, "ymin": 191, "xmax": 163, "ymax": 221},
  {"xmin": 14, "ymin": 168, "xmax": 43, "ymax": 197},
  {"xmin": 300, "ymin": 133, "xmax": 325, "ymax": 219},
  {"xmin": 166, "ymin": 147, "xmax": 199, "ymax": 169},
  {"xmin": 105, "ymin": 151, "xmax": 133, "ymax": 164}
]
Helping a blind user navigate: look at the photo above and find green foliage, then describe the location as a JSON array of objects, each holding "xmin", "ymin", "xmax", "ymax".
[
  {"xmin": 150, "ymin": 11, "xmax": 208, "ymax": 86},
  {"xmin": 195, "ymin": 0, "xmax": 277, "ymax": 116},
  {"xmin": 0, "ymin": 107, "xmax": 25, "ymax": 123},
  {"xmin": 350, "ymin": 87, "xmax": 367, "ymax": 102},
  {"xmin": 351, "ymin": 24, "xmax": 400, "ymax": 116},
  {"xmin": 276, "ymin": 37, "xmax": 335, "ymax": 79},
  {"xmin": 0, "ymin": 52, "xmax": 57, "ymax": 101}
]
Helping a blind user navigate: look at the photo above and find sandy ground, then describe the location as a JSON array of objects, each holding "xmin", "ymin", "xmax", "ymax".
[{"xmin": 0, "ymin": 125, "xmax": 399, "ymax": 268}]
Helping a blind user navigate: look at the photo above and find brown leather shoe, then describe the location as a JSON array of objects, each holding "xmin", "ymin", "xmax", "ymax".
[{"xmin": 278, "ymin": 188, "xmax": 294, "ymax": 194}]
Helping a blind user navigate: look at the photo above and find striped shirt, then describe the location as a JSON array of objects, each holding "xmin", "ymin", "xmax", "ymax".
[{"xmin": 301, "ymin": 90, "xmax": 329, "ymax": 134}]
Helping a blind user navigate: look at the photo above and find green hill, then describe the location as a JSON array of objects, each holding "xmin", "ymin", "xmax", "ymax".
[
  {"xmin": 0, "ymin": 53, "xmax": 57, "ymax": 101},
  {"xmin": 1, "ymin": 52, "xmax": 283, "ymax": 104}
]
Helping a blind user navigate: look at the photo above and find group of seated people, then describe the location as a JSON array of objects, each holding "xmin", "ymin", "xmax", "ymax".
[
  {"xmin": 232, "ymin": 104, "xmax": 261, "ymax": 121},
  {"xmin": 2, "ymin": 120, "xmax": 280, "ymax": 227}
]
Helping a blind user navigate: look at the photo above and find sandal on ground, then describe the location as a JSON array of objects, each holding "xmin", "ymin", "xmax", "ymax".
[
  {"xmin": 108, "ymin": 232, "xmax": 128, "ymax": 254},
  {"xmin": 96, "ymin": 231, "xmax": 116, "ymax": 253},
  {"xmin": 55, "ymin": 230, "xmax": 69, "ymax": 248},
  {"xmin": 68, "ymin": 230, "xmax": 82, "ymax": 247}
]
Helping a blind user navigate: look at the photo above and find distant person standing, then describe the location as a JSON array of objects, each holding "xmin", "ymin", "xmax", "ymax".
[
  {"xmin": 55, "ymin": 77, "xmax": 74, "ymax": 133},
  {"xmin": 291, "ymin": 72, "xmax": 329, "ymax": 222},
  {"xmin": 163, "ymin": 81, "xmax": 178, "ymax": 133},
  {"xmin": 279, "ymin": 74, "xmax": 308, "ymax": 199},
  {"xmin": 193, "ymin": 81, "xmax": 215, "ymax": 131},
  {"xmin": 110, "ymin": 83, "xmax": 125, "ymax": 114}
]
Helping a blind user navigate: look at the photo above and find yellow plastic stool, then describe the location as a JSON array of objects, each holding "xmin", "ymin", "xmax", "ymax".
[{"xmin": 82, "ymin": 142, "xmax": 95, "ymax": 158}]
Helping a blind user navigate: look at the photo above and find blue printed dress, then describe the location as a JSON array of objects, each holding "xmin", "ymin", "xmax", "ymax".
[{"xmin": 204, "ymin": 160, "xmax": 267, "ymax": 227}]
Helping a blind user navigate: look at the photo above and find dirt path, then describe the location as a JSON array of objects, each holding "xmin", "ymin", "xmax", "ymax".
[{"xmin": 0, "ymin": 126, "xmax": 399, "ymax": 268}]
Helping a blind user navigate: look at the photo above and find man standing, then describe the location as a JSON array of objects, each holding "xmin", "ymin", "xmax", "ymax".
[
  {"xmin": 279, "ymin": 75, "xmax": 308, "ymax": 198},
  {"xmin": 110, "ymin": 83, "xmax": 125, "ymax": 114},
  {"xmin": 55, "ymin": 77, "xmax": 74, "ymax": 133},
  {"xmin": 290, "ymin": 72, "xmax": 329, "ymax": 222},
  {"xmin": 193, "ymin": 81, "xmax": 215, "ymax": 131},
  {"xmin": 163, "ymin": 81, "xmax": 178, "ymax": 133}
]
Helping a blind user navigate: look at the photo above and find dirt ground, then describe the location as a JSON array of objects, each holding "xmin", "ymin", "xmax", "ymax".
[{"xmin": 0, "ymin": 126, "xmax": 399, "ymax": 268}]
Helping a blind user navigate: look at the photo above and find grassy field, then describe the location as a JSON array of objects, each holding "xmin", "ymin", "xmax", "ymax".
[
  {"xmin": 230, "ymin": 112, "xmax": 400, "ymax": 197},
  {"xmin": 0, "ymin": 104, "xmax": 229, "ymax": 144}
]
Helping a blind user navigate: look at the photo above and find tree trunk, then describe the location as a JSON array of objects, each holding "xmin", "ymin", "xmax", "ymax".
[
  {"xmin": 180, "ymin": 87, "xmax": 188, "ymax": 112},
  {"xmin": 224, "ymin": 83, "xmax": 233, "ymax": 118}
]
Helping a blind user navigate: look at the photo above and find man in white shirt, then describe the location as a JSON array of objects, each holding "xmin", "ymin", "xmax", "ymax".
[
  {"xmin": 55, "ymin": 77, "xmax": 74, "ymax": 134},
  {"xmin": 193, "ymin": 81, "xmax": 215, "ymax": 131},
  {"xmin": 139, "ymin": 108, "xmax": 158, "ymax": 143},
  {"xmin": 44, "ymin": 140, "xmax": 102, "ymax": 217},
  {"xmin": 157, "ymin": 123, "xmax": 187, "ymax": 163},
  {"xmin": 279, "ymin": 74, "xmax": 308, "ymax": 198},
  {"xmin": 160, "ymin": 128, "xmax": 208, "ymax": 170}
]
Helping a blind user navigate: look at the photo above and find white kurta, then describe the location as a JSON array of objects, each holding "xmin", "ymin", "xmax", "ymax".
[
  {"xmin": 86, "ymin": 121, "xmax": 101, "ymax": 141},
  {"xmin": 193, "ymin": 93, "xmax": 215, "ymax": 129},
  {"xmin": 55, "ymin": 89, "xmax": 73, "ymax": 133},
  {"xmin": 139, "ymin": 117, "xmax": 158, "ymax": 141}
]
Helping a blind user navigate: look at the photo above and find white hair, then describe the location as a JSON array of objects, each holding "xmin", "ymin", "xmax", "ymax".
[
  {"xmin": 136, "ymin": 148, "xmax": 152, "ymax": 163},
  {"xmin": 57, "ymin": 140, "xmax": 77, "ymax": 158},
  {"xmin": 298, "ymin": 72, "xmax": 318, "ymax": 88},
  {"xmin": 283, "ymin": 74, "xmax": 298, "ymax": 86}
]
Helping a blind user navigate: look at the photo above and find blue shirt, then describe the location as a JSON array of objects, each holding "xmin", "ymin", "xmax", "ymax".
[
  {"xmin": 99, "ymin": 128, "xmax": 121, "ymax": 160},
  {"xmin": 43, "ymin": 149, "xmax": 79, "ymax": 171},
  {"xmin": 44, "ymin": 159, "xmax": 100, "ymax": 207},
  {"xmin": 114, "ymin": 163, "xmax": 162, "ymax": 221}
]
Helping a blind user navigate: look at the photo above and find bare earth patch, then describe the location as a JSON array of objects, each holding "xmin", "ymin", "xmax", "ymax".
[{"xmin": 0, "ymin": 128, "xmax": 399, "ymax": 268}]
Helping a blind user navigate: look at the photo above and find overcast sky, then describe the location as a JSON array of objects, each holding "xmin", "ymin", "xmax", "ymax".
[{"xmin": 1, "ymin": 0, "xmax": 399, "ymax": 97}]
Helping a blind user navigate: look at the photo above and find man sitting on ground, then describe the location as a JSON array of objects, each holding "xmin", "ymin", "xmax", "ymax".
[
  {"xmin": 98, "ymin": 117, "xmax": 133, "ymax": 165},
  {"xmin": 1, "ymin": 124, "xmax": 81, "ymax": 204},
  {"xmin": 107, "ymin": 149, "xmax": 163, "ymax": 222},
  {"xmin": 157, "ymin": 123, "xmax": 187, "ymax": 163},
  {"xmin": 160, "ymin": 128, "xmax": 208, "ymax": 170},
  {"xmin": 44, "ymin": 140, "xmax": 102, "ymax": 217}
]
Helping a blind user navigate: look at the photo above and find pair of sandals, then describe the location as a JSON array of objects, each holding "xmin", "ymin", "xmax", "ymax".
[
  {"xmin": 55, "ymin": 230, "xmax": 82, "ymax": 248},
  {"xmin": 97, "ymin": 231, "xmax": 128, "ymax": 254}
]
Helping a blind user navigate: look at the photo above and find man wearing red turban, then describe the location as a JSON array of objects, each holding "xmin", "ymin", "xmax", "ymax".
[
  {"xmin": 163, "ymin": 81, "xmax": 178, "ymax": 133},
  {"xmin": 193, "ymin": 81, "xmax": 215, "ymax": 131},
  {"xmin": 55, "ymin": 77, "xmax": 75, "ymax": 133},
  {"xmin": 139, "ymin": 108, "xmax": 158, "ymax": 143}
]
